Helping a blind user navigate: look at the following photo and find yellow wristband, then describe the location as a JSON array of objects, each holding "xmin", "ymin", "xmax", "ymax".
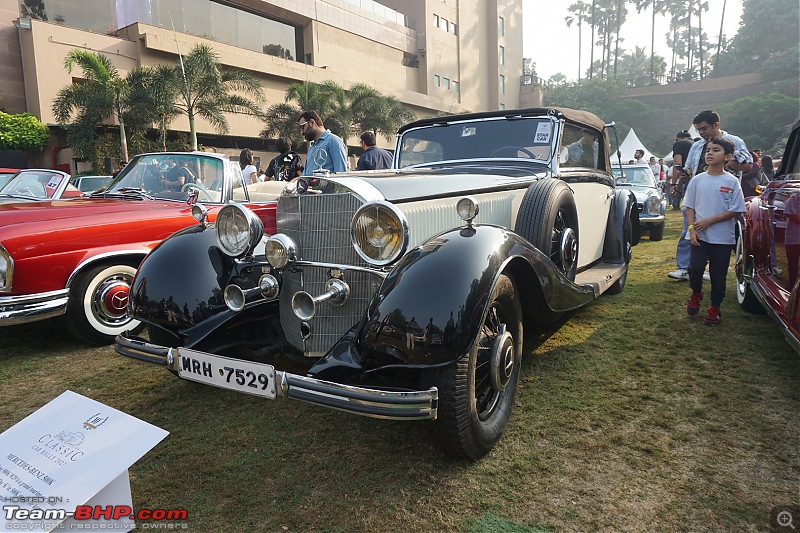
[{"xmin": 688, "ymin": 224, "xmax": 695, "ymax": 230}]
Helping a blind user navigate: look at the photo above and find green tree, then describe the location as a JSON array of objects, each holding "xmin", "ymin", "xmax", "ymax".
[
  {"xmin": 713, "ymin": 0, "xmax": 800, "ymax": 80},
  {"xmin": 262, "ymin": 80, "xmax": 414, "ymax": 147},
  {"xmin": 717, "ymin": 93, "xmax": 799, "ymax": 150},
  {"xmin": 170, "ymin": 43, "xmax": 264, "ymax": 151},
  {"xmin": 349, "ymin": 83, "xmax": 414, "ymax": 141},
  {"xmin": 543, "ymin": 77, "xmax": 660, "ymax": 147},
  {"xmin": 52, "ymin": 50, "xmax": 130, "ymax": 161},
  {"xmin": 262, "ymin": 80, "xmax": 350, "ymax": 147},
  {"xmin": 124, "ymin": 65, "xmax": 180, "ymax": 152},
  {"xmin": 0, "ymin": 111, "xmax": 49, "ymax": 151},
  {"xmin": 565, "ymin": 1, "xmax": 591, "ymax": 81},
  {"xmin": 617, "ymin": 46, "xmax": 667, "ymax": 84}
]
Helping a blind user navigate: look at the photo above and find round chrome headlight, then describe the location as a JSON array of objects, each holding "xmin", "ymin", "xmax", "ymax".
[
  {"xmin": 350, "ymin": 201, "xmax": 408, "ymax": 266},
  {"xmin": 215, "ymin": 204, "xmax": 264, "ymax": 257},
  {"xmin": 265, "ymin": 234, "xmax": 298, "ymax": 269},
  {"xmin": 456, "ymin": 196, "xmax": 479, "ymax": 222},
  {"xmin": 646, "ymin": 194, "xmax": 661, "ymax": 214}
]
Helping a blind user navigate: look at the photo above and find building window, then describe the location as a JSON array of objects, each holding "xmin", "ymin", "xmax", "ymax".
[
  {"xmin": 499, "ymin": 45, "xmax": 505, "ymax": 65},
  {"xmin": 441, "ymin": 18, "xmax": 449, "ymax": 32},
  {"xmin": 434, "ymin": 75, "xmax": 440, "ymax": 87},
  {"xmin": 443, "ymin": 77, "xmax": 450, "ymax": 90},
  {"xmin": 451, "ymin": 23, "xmax": 457, "ymax": 35},
  {"xmin": 498, "ymin": 16, "xmax": 504, "ymax": 36},
  {"xmin": 433, "ymin": 14, "xmax": 439, "ymax": 28},
  {"xmin": 499, "ymin": 74, "xmax": 505, "ymax": 94},
  {"xmin": 500, "ymin": 103, "xmax": 506, "ymax": 110},
  {"xmin": 453, "ymin": 81, "xmax": 459, "ymax": 93}
]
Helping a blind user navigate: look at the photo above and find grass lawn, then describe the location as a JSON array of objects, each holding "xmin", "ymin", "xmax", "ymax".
[{"xmin": 1, "ymin": 209, "xmax": 799, "ymax": 531}]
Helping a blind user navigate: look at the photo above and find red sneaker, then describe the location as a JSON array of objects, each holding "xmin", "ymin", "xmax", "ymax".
[
  {"xmin": 703, "ymin": 306, "xmax": 721, "ymax": 325},
  {"xmin": 686, "ymin": 291, "xmax": 703, "ymax": 316}
]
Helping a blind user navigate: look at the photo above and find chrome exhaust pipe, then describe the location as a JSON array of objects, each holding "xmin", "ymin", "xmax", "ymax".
[
  {"xmin": 224, "ymin": 274, "xmax": 279, "ymax": 312},
  {"xmin": 291, "ymin": 278, "xmax": 350, "ymax": 321}
]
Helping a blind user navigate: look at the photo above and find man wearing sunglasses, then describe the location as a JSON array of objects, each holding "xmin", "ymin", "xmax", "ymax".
[{"xmin": 297, "ymin": 111, "xmax": 348, "ymax": 176}]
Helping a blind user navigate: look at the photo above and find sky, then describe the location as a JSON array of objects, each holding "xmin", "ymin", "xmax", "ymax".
[{"xmin": 523, "ymin": 0, "xmax": 746, "ymax": 81}]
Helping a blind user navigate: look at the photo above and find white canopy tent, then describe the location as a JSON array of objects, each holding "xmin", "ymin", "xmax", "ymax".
[{"xmin": 616, "ymin": 128, "xmax": 657, "ymax": 162}]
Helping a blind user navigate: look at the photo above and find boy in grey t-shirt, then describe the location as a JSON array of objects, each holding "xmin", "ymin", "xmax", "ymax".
[{"xmin": 683, "ymin": 137, "xmax": 746, "ymax": 325}]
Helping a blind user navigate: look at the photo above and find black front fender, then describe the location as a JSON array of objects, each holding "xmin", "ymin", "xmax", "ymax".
[
  {"xmin": 129, "ymin": 223, "xmax": 278, "ymax": 349},
  {"xmin": 338, "ymin": 225, "xmax": 594, "ymax": 372},
  {"xmin": 603, "ymin": 188, "xmax": 639, "ymax": 263}
]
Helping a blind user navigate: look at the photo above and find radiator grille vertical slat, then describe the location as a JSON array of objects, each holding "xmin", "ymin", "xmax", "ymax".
[{"xmin": 277, "ymin": 193, "xmax": 379, "ymax": 356}]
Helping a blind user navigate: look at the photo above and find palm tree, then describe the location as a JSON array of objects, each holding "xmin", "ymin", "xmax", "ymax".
[
  {"xmin": 124, "ymin": 65, "xmax": 180, "ymax": 152},
  {"xmin": 170, "ymin": 44, "xmax": 264, "ymax": 151},
  {"xmin": 589, "ymin": 0, "xmax": 597, "ymax": 79},
  {"xmin": 349, "ymin": 83, "xmax": 414, "ymax": 140},
  {"xmin": 633, "ymin": 0, "xmax": 668, "ymax": 83},
  {"xmin": 566, "ymin": 1, "xmax": 591, "ymax": 81},
  {"xmin": 53, "ymin": 50, "xmax": 130, "ymax": 161}
]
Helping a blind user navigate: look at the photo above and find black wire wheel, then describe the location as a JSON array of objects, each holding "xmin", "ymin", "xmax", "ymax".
[
  {"xmin": 515, "ymin": 179, "xmax": 579, "ymax": 281},
  {"xmin": 429, "ymin": 274, "xmax": 523, "ymax": 460}
]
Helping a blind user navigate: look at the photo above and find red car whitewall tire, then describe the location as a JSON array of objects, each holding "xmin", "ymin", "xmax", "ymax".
[{"xmin": 65, "ymin": 263, "xmax": 140, "ymax": 345}]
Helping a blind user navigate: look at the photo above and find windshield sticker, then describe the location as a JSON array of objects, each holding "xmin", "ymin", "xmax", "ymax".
[
  {"xmin": 46, "ymin": 175, "xmax": 63, "ymax": 189},
  {"xmin": 535, "ymin": 123, "xmax": 551, "ymax": 144},
  {"xmin": 461, "ymin": 126, "xmax": 477, "ymax": 137}
]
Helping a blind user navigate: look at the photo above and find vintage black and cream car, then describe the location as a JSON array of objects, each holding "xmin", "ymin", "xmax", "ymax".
[{"xmin": 116, "ymin": 107, "xmax": 639, "ymax": 459}]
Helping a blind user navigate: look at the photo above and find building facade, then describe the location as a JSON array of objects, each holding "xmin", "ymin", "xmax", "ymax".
[{"xmin": 1, "ymin": 0, "xmax": 522, "ymax": 171}]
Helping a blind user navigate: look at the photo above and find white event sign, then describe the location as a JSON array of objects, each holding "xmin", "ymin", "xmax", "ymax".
[{"xmin": 0, "ymin": 390, "xmax": 169, "ymax": 531}]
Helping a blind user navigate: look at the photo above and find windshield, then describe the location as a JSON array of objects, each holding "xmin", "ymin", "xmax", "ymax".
[
  {"xmin": 106, "ymin": 153, "xmax": 225, "ymax": 201},
  {"xmin": 396, "ymin": 117, "xmax": 555, "ymax": 167},
  {"xmin": 0, "ymin": 170, "xmax": 66, "ymax": 199},
  {"xmin": 613, "ymin": 167, "xmax": 656, "ymax": 187}
]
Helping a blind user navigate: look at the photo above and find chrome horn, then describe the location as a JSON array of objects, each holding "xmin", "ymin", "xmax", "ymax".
[
  {"xmin": 291, "ymin": 279, "xmax": 350, "ymax": 321},
  {"xmin": 224, "ymin": 274, "xmax": 279, "ymax": 312}
]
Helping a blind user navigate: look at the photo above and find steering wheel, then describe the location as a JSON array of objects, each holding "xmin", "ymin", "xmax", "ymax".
[
  {"xmin": 181, "ymin": 181, "xmax": 213, "ymax": 202},
  {"xmin": 490, "ymin": 146, "xmax": 536, "ymax": 159}
]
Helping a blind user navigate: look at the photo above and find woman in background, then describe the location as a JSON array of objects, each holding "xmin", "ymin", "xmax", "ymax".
[{"xmin": 239, "ymin": 148, "xmax": 258, "ymax": 184}]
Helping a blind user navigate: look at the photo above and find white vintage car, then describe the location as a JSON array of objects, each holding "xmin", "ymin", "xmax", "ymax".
[{"xmin": 117, "ymin": 107, "xmax": 639, "ymax": 459}]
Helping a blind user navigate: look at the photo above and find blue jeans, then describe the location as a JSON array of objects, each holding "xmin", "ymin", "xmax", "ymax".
[{"xmin": 676, "ymin": 208, "xmax": 691, "ymax": 270}]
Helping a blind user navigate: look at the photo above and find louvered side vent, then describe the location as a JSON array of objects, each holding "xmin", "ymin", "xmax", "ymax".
[
  {"xmin": 402, "ymin": 194, "xmax": 515, "ymax": 248},
  {"xmin": 276, "ymin": 193, "xmax": 381, "ymax": 356}
]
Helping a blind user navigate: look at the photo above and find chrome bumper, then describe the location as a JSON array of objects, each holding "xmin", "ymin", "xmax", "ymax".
[
  {"xmin": 0, "ymin": 289, "xmax": 69, "ymax": 325},
  {"xmin": 640, "ymin": 214, "xmax": 665, "ymax": 223},
  {"xmin": 115, "ymin": 334, "xmax": 438, "ymax": 420}
]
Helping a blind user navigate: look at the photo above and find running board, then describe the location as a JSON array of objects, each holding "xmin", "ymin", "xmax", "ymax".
[{"xmin": 574, "ymin": 263, "xmax": 627, "ymax": 297}]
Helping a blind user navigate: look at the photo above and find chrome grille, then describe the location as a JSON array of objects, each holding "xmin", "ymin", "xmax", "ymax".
[{"xmin": 277, "ymin": 193, "xmax": 381, "ymax": 356}]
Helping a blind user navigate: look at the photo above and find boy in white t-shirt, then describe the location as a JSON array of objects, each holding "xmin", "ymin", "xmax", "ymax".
[{"xmin": 683, "ymin": 137, "xmax": 746, "ymax": 325}]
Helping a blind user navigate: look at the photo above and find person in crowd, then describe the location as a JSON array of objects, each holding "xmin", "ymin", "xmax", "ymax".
[
  {"xmin": 657, "ymin": 158, "xmax": 667, "ymax": 184},
  {"xmin": 266, "ymin": 137, "xmax": 303, "ymax": 181},
  {"xmin": 683, "ymin": 137, "xmax": 746, "ymax": 325},
  {"xmin": 162, "ymin": 156, "xmax": 194, "ymax": 191},
  {"xmin": 239, "ymin": 148, "xmax": 258, "ymax": 184},
  {"xmin": 649, "ymin": 156, "xmax": 660, "ymax": 176},
  {"xmin": 567, "ymin": 131, "xmax": 598, "ymax": 167},
  {"xmin": 112, "ymin": 160, "xmax": 127, "ymax": 179},
  {"xmin": 634, "ymin": 149, "xmax": 646, "ymax": 164},
  {"xmin": 762, "ymin": 155, "xmax": 776, "ymax": 180},
  {"xmin": 668, "ymin": 110, "xmax": 753, "ymax": 282},
  {"xmin": 356, "ymin": 131, "xmax": 393, "ymax": 170},
  {"xmin": 741, "ymin": 150, "xmax": 765, "ymax": 198},
  {"xmin": 783, "ymin": 191, "xmax": 800, "ymax": 287},
  {"xmin": 298, "ymin": 111, "xmax": 347, "ymax": 175},
  {"xmin": 670, "ymin": 131, "xmax": 694, "ymax": 210}
]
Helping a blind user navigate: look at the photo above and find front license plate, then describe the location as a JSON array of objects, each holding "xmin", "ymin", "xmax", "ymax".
[{"xmin": 176, "ymin": 348, "xmax": 276, "ymax": 399}]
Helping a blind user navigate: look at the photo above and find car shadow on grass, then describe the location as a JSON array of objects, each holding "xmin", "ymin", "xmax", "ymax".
[{"xmin": 0, "ymin": 317, "xmax": 89, "ymax": 359}]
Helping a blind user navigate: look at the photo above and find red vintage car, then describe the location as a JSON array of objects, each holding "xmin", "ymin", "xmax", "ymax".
[
  {"xmin": 0, "ymin": 152, "xmax": 278, "ymax": 345},
  {"xmin": 0, "ymin": 169, "xmax": 84, "ymax": 204},
  {"xmin": 736, "ymin": 119, "xmax": 800, "ymax": 352}
]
